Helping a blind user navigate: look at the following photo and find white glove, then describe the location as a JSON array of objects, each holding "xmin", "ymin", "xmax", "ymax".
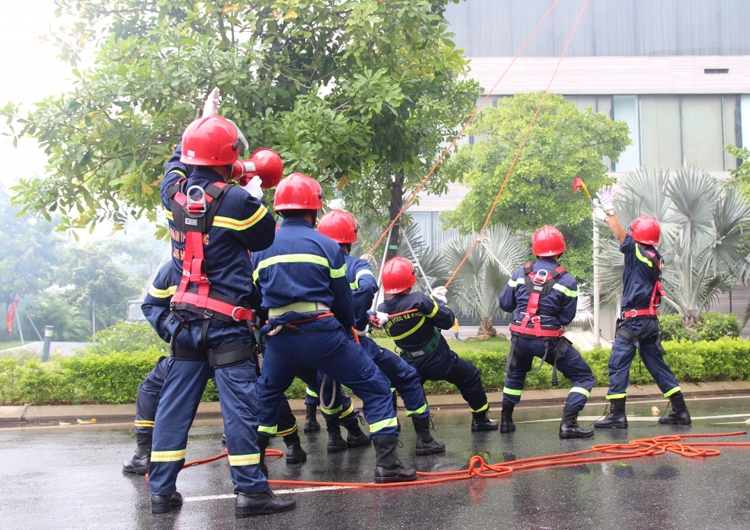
[
  {"xmin": 355, "ymin": 325, "xmax": 369, "ymax": 337},
  {"xmin": 591, "ymin": 199, "xmax": 608, "ymax": 221},
  {"xmin": 202, "ymin": 87, "xmax": 220, "ymax": 118},
  {"xmin": 431, "ymin": 286, "xmax": 448, "ymax": 303},
  {"xmin": 596, "ymin": 185, "xmax": 616, "ymax": 215},
  {"xmin": 369, "ymin": 311, "xmax": 389, "ymax": 328},
  {"xmin": 242, "ymin": 175, "xmax": 263, "ymax": 200}
]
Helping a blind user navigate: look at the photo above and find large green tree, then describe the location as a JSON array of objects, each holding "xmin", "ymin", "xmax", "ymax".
[
  {"xmin": 3, "ymin": 0, "xmax": 479, "ymax": 245},
  {"xmin": 442, "ymin": 92, "xmax": 630, "ymax": 281}
]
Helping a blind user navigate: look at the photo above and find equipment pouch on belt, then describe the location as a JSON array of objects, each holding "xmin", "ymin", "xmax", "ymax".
[
  {"xmin": 207, "ymin": 341, "xmax": 254, "ymax": 368},
  {"xmin": 505, "ymin": 334, "xmax": 519, "ymax": 372},
  {"xmin": 554, "ymin": 336, "xmax": 572, "ymax": 360}
]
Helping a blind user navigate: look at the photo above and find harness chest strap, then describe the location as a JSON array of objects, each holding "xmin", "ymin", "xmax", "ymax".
[
  {"xmin": 622, "ymin": 247, "xmax": 665, "ymax": 320},
  {"xmin": 514, "ymin": 262, "xmax": 566, "ymax": 338}
]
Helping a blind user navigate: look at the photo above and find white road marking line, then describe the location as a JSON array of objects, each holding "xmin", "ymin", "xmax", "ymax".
[
  {"xmin": 183, "ymin": 486, "xmax": 357, "ymax": 503},
  {"xmin": 518, "ymin": 413, "xmax": 750, "ymax": 424}
]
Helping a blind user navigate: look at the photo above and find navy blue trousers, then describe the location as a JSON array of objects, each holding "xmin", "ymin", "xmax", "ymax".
[
  {"xmin": 607, "ymin": 318, "xmax": 680, "ymax": 398},
  {"xmin": 503, "ymin": 335, "xmax": 595, "ymax": 410},
  {"xmin": 133, "ymin": 356, "xmax": 169, "ymax": 435}
]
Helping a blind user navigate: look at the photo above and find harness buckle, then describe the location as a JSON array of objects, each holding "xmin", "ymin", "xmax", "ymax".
[
  {"xmin": 185, "ymin": 185, "xmax": 208, "ymax": 214},
  {"xmin": 532, "ymin": 269, "xmax": 549, "ymax": 285},
  {"xmin": 203, "ymin": 309, "xmax": 214, "ymax": 319},
  {"xmin": 266, "ymin": 325, "xmax": 284, "ymax": 336},
  {"xmin": 231, "ymin": 307, "xmax": 247, "ymax": 322}
]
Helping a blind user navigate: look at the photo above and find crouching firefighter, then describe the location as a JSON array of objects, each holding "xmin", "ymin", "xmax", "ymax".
[
  {"xmin": 378, "ymin": 257, "xmax": 498, "ymax": 433},
  {"xmin": 499, "ymin": 226, "xmax": 596, "ymax": 439},
  {"xmin": 253, "ymin": 174, "xmax": 415, "ymax": 484},
  {"xmin": 149, "ymin": 111, "xmax": 295, "ymax": 518},
  {"xmin": 592, "ymin": 187, "xmax": 691, "ymax": 428},
  {"xmin": 318, "ymin": 210, "xmax": 445, "ymax": 456}
]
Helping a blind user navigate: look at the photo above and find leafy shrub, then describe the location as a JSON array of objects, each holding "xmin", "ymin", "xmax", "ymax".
[
  {"xmin": 659, "ymin": 312, "xmax": 741, "ymax": 342},
  {"xmin": 87, "ymin": 321, "xmax": 168, "ymax": 355}
]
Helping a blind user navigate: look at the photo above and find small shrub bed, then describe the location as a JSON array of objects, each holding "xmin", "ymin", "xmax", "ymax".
[{"xmin": 3, "ymin": 337, "xmax": 750, "ymax": 405}]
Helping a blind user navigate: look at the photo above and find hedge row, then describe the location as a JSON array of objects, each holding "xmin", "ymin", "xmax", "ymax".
[{"xmin": 2, "ymin": 338, "xmax": 750, "ymax": 405}]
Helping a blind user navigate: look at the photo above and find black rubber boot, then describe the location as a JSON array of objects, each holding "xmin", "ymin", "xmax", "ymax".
[
  {"xmin": 282, "ymin": 430, "xmax": 307, "ymax": 464},
  {"xmin": 303, "ymin": 404, "xmax": 320, "ymax": 433},
  {"xmin": 559, "ymin": 405, "xmax": 594, "ymax": 439},
  {"xmin": 593, "ymin": 397, "xmax": 628, "ymax": 429},
  {"xmin": 373, "ymin": 434, "xmax": 417, "ymax": 483},
  {"xmin": 122, "ymin": 433, "xmax": 151, "ymax": 475},
  {"xmin": 257, "ymin": 435, "xmax": 270, "ymax": 477},
  {"xmin": 412, "ymin": 416, "xmax": 446, "ymax": 456},
  {"xmin": 235, "ymin": 489, "xmax": 296, "ymax": 518},
  {"xmin": 151, "ymin": 492, "xmax": 182, "ymax": 514},
  {"xmin": 500, "ymin": 402, "xmax": 516, "ymax": 433},
  {"xmin": 325, "ymin": 417, "xmax": 348, "ymax": 453},
  {"xmin": 342, "ymin": 415, "xmax": 372, "ymax": 449},
  {"xmin": 658, "ymin": 392, "xmax": 692, "ymax": 425},
  {"xmin": 471, "ymin": 410, "xmax": 499, "ymax": 432}
]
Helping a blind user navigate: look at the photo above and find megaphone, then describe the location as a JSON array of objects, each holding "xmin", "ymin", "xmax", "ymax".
[{"xmin": 230, "ymin": 148, "xmax": 283, "ymax": 189}]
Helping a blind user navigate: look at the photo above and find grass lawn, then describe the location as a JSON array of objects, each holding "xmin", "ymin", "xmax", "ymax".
[{"xmin": 0, "ymin": 341, "xmax": 25, "ymax": 351}]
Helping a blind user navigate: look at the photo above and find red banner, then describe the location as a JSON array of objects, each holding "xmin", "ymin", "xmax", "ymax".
[{"xmin": 6, "ymin": 296, "xmax": 19, "ymax": 333}]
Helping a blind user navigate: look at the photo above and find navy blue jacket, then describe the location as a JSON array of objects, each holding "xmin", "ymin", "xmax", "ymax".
[
  {"xmin": 253, "ymin": 217, "xmax": 355, "ymax": 330},
  {"xmin": 160, "ymin": 144, "xmax": 276, "ymax": 306},
  {"xmin": 345, "ymin": 254, "xmax": 378, "ymax": 331},
  {"xmin": 498, "ymin": 257, "xmax": 579, "ymax": 327},
  {"xmin": 378, "ymin": 291, "xmax": 454, "ymax": 351},
  {"xmin": 141, "ymin": 263, "xmax": 179, "ymax": 343},
  {"xmin": 620, "ymin": 234, "xmax": 662, "ymax": 311}
]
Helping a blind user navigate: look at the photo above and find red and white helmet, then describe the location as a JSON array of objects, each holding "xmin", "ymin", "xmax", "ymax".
[
  {"xmin": 273, "ymin": 173, "xmax": 323, "ymax": 211},
  {"xmin": 630, "ymin": 216, "xmax": 660, "ymax": 245},
  {"xmin": 180, "ymin": 116, "xmax": 248, "ymax": 166},
  {"xmin": 317, "ymin": 210, "xmax": 358, "ymax": 244},
  {"xmin": 381, "ymin": 257, "xmax": 417, "ymax": 294},
  {"xmin": 532, "ymin": 225, "xmax": 566, "ymax": 257}
]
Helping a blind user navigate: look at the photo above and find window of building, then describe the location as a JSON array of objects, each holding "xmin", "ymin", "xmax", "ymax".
[
  {"xmin": 640, "ymin": 96, "xmax": 681, "ymax": 170},
  {"xmin": 613, "ymin": 96, "xmax": 640, "ymax": 171},
  {"xmin": 681, "ymin": 96, "xmax": 725, "ymax": 171}
]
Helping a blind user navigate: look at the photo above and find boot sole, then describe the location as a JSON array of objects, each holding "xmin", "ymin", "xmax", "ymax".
[
  {"xmin": 151, "ymin": 500, "xmax": 182, "ymax": 514},
  {"xmin": 235, "ymin": 502, "xmax": 296, "ymax": 518},
  {"xmin": 658, "ymin": 420, "xmax": 692, "ymax": 425},
  {"xmin": 593, "ymin": 423, "xmax": 628, "ymax": 429},
  {"xmin": 374, "ymin": 475, "xmax": 418, "ymax": 483},
  {"xmin": 415, "ymin": 446, "xmax": 446, "ymax": 456},
  {"xmin": 559, "ymin": 432, "xmax": 595, "ymax": 439},
  {"xmin": 122, "ymin": 465, "xmax": 148, "ymax": 475},
  {"xmin": 286, "ymin": 456, "xmax": 307, "ymax": 464}
]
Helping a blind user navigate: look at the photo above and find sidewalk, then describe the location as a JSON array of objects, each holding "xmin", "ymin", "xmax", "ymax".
[{"xmin": 3, "ymin": 381, "xmax": 750, "ymax": 427}]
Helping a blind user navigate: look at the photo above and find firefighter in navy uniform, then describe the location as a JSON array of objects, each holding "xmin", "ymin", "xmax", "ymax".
[
  {"xmin": 592, "ymin": 186, "xmax": 691, "ymax": 428},
  {"xmin": 498, "ymin": 226, "xmax": 596, "ymax": 439},
  {"xmin": 253, "ymin": 174, "xmax": 415, "ymax": 483},
  {"xmin": 149, "ymin": 113, "xmax": 295, "ymax": 518},
  {"xmin": 378, "ymin": 257, "xmax": 498, "ymax": 432},
  {"xmin": 317, "ymin": 210, "xmax": 445, "ymax": 456}
]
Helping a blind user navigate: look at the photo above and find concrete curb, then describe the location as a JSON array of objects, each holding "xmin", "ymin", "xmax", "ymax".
[{"xmin": 2, "ymin": 381, "xmax": 749, "ymax": 427}]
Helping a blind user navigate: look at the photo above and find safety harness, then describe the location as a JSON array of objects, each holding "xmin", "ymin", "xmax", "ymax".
[
  {"xmin": 165, "ymin": 177, "xmax": 255, "ymax": 368},
  {"xmin": 507, "ymin": 262, "xmax": 569, "ymax": 386}
]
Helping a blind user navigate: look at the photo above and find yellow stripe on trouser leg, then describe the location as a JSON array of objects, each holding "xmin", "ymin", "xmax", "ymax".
[
  {"xmin": 277, "ymin": 424, "xmax": 298, "ymax": 437},
  {"xmin": 228, "ymin": 453, "xmax": 261, "ymax": 466},
  {"xmin": 134, "ymin": 420, "xmax": 154, "ymax": 428},
  {"xmin": 320, "ymin": 404, "xmax": 343, "ymax": 416},
  {"xmin": 369, "ymin": 417, "xmax": 398, "ymax": 434},
  {"xmin": 569, "ymin": 387, "xmax": 590, "ymax": 397},
  {"xmin": 607, "ymin": 393, "xmax": 627, "ymax": 400},
  {"xmin": 151, "ymin": 449, "xmax": 187, "ymax": 462},
  {"xmin": 469, "ymin": 402, "xmax": 489, "ymax": 413},
  {"xmin": 664, "ymin": 386, "xmax": 681, "ymax": 398},
  {"xmin": 258, "ymin": 425, "xmax": 277, "ymax": 436},
  {"xmin": 503, "ymin": 387, "xmax": 522, "ymax": 396},
  {"xmin": 339, "ymin": 404, "xmax": 356, "ymax": 420},
  {"xmin": 405, "ymin": 403, "xmax": 428, "ymax": 417}
]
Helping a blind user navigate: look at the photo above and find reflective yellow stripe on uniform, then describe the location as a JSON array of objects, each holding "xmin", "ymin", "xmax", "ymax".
[
  {"xmin": 213, "ymin": 205, "xmax": 268, "ymax": 231},
  {"xmin": 388, "ymin": 316, "xmax": 427, "ymax": 340},
  {"xmin": 664, "ymin": 386, "xmax": 681, "ymax": 398},
  {"xmin": 228, "ymin": 453, "xmax": 261, "ymax": 466},
  {"xmin": 426, "ymin": 297, "xmax": 440, "ymax": 317},
  {"xmin": 258, "ymin": 425, "xmax": 277, "ymax": 436},
  {"xmin": 503, "ymin": 387, "xmax": 522, "ymax": 396},
  {"xmin": 569, "ymin": 387, "xmax": 590, "ymax": 397},
  {"xmin": 277, "ymin": 424, "xmax": 298, "ymax": 437},
  {"xmin": 369, "ymin": 417, "xmax": 399, "ymax": 433},
  {"xmin": 552, "ymin": 284, "xmax": 578, "ymax": 297},
  {"xmin": 606, "ymin": 393, "xmax": 627, "ymax": 400},
  {"xmin": 635, "ymin": 245, "xmax": 654, "ymax": 267},
  {"xmin": 305, "ymin": 387, "xmax": 319, "ymax": 398},
  {"xmin": 321, "ymin": 404, "xmax": 344, "ymax": 416},
  {"xmin": 148, "ymin": 285, "xmax": 177, "ymax": 298},
  {"xmin": 253, "ymin": 254, "xmax": 346, "ymax": 281},
  {"xmin": 469, "ymin": 402, "xmax": 489, "ymax": 413},
  {"xmin": 507, "ymin": 278, "xmax": 520, "ymax": 287},
  {"xmin": 405, "ymin": 403, "xmax": 428, "ymax": 417},
  {"xmin": 134, "ymin": 420, "xmax": 154, "ymax": 428},
  {"xmin": 350, "ymin": 269, "xmax": 375, "ymax": 290},
  {"xmin": 339, "ymin": 404, "xmax": 356, "ymax": 419},
  {"xmin": 151, "ymin": 449, "xmax": 187, "ymax": 462}
]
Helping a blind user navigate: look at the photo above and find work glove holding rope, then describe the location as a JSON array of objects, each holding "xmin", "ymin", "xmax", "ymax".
[
  {"xmin": 431, "ymin": 286, "xmax": 448, "ymax": 303},
  {"xmin": 368, "ymin": 311, "xmax": 389, "ymax": 329},
  {"xmin": 596, "ymin": 185, "xmax": 616, "ymax": 216},
  {"xmin": 591, "ymin": 199, "xmax": 608, "ymax": 221}
]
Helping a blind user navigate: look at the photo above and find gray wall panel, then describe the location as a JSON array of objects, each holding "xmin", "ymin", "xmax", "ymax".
[{"xmin": 445, "ymin": 0, "xmax": 750, "ymax": 57}]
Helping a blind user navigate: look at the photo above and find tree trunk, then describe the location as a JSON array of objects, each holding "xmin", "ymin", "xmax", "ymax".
[
  {"xmin": 477, "ymin": 316, "xmax": 497, "ymax": 340},
  {"xmin": 385, "ymin": 170, "xmax": 405, "ymax": 262}
]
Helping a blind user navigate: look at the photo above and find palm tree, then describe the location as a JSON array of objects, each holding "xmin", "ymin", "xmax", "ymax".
[
  {"xmin": 442, "ymin": 224, "xmax": 528, "ymax": 338},
  {"xmin": 598, "ymin": 166, "xmax": 750, "ymax": 327}
]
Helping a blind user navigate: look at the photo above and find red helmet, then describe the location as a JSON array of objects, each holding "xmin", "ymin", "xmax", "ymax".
[
  {"xmin": 273, "ymin": 173, "xmax": 323, "ymax": 211},
  {"xmin": 382, "ymin": 257, "xmax": 417, "ymax": 295},
  {"xmin": 532, "ymin": 225, "xmax": 566, "ymax": 257},
  {"xmin": 630, "ymin": 216, "xmax": 660, "ymax": 245},
  {"xmin": 180, "ymin": 116, "xmax": 248, "ymax": 166},
  {"xmin": 317, "ymin": 210, "xmax": 358, "ymax": 244}
]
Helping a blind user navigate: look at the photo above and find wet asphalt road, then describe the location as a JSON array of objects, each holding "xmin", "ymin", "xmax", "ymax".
[{"xmin": 2, "ymin": 396, "xmax": 750, "ymax": 530}]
